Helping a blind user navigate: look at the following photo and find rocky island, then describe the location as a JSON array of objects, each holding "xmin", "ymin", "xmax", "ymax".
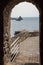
[{"xmin": 11, "ymin": 16, "xmax": 23, "ymax": 21}]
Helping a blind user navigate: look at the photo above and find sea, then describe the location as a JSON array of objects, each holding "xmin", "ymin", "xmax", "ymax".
[{"xmin": 10, "ymin": 17, "xmax": 39, "ymax": 37}]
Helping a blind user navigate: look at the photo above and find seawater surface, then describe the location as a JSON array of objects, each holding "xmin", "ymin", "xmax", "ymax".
[{"xmin": 10, "ymin": 17, "xmax": 39, "ymax": 37}]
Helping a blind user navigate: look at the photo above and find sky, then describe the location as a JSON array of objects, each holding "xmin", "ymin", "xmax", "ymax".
[{"xmin": 11, "ymin": 2, "xmax": 39, "ymax": 17}]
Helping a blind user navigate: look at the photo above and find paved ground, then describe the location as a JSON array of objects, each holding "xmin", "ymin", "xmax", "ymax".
[
  {"xmin": 20, "ymin": 36, "xmax": 39, "ymax": 56},
  {"xmin": 6, "ymin": 62, "xmax": 39, "ymax": 65},
  {"xmin": 14, "ymin": 36, "xmax": 40, "ymax": 63},
  {"xmin": 23, "ymin": 63, "xmax": 39, "ymax": 65}
]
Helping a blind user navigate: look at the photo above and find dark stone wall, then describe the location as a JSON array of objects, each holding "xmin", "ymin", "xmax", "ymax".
[
  {"xmin": 0, "ymin": 7, "xmax": 4, "ymax": 65},
  {"xmin": 40, "ymin": 10, "xmax": 43, "ymax": 65},
  {"xmin": 0, "ymin": 0, "xmax": 43, "ymax": 65},
  {"xmin": 0, "ymin": 1, "xmax": 11, "ymax": 65}
]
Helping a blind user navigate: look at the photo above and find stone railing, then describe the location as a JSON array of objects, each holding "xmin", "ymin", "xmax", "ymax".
[{"xmin": 9, "ymin": 37, "xmax": 20, "ymax": 62}]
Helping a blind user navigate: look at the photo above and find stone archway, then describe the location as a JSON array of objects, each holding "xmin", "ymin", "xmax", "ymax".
[{"xmin": 3, "ymin": 0, "xmax": 40, "ymax": 64}]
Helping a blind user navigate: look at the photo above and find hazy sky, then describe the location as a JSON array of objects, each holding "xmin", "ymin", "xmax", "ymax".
[{"xmin": 11, "ymin": 2, "xmax": 39, "ymax": 17}]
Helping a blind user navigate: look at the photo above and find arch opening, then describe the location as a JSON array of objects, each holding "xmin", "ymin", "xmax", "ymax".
[
  {"xmin": 10, "ymin": 2, "xmax": 39, "ymax": 37},
  {"xmin": 10, "ymin": 2, "xmax": 40, "ymax": 64}
]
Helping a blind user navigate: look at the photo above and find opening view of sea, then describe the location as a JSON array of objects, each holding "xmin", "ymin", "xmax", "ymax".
[{"xmin": 10, "ymin": 17, "xmax": 39, "ymax": 37}]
